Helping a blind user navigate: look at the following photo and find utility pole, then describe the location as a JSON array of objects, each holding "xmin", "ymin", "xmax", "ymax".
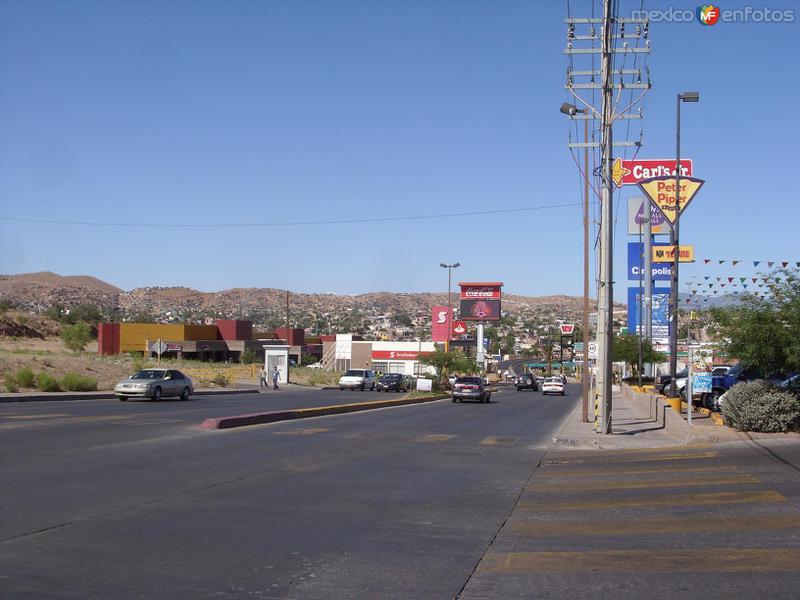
[
  {"xmin": 564, "ymin": 1, "xmax": 650, "ymax": 433},
  {"xmin": 643, "ymin": 198, "xmax": 653, "ymax": 377},
  {"xmin": 582, "ymin": 116, "xmax": 590, "ymax": 422}
]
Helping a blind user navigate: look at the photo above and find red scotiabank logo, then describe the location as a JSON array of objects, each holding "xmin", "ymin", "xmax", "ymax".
[{"xmin": 372, "ymin": 350, "xmax": 430, "ymax": 360}]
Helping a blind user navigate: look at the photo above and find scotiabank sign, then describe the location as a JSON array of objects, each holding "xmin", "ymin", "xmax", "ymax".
[
  {"xmin": 459, "ymin": 281, "xmax": 503, "ymax": 299},
  {"xmin": 431, "ymin": 306, "xmax": 451, "ymax": 343},
  {"xmin": 372, "ymin": 350, "xmax": 430, "ymax": 360}
]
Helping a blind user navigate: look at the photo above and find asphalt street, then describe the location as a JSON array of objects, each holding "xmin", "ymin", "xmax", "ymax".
[{"xmin": 0, "ymin": 383, "xmax": 578, "ymax": 599}]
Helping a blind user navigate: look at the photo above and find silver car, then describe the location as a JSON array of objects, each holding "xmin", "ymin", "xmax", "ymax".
[{"xmin": 115, "ymin": 368, "xmax": 193, "ymax": 401}]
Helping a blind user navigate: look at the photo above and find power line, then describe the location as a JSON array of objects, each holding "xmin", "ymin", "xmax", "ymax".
[{"xmin": 0, "ymin": 201, "xmax": 587, "ymax": 229}]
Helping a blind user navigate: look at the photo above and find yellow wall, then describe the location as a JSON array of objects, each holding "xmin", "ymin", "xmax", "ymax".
[
  {"xmin": 184, "ymin": 325, "xmax": 219, "ymax": 341},
  {"xmin": 119, "ymin": 323, "xmax": 186, "ymax": 353}
]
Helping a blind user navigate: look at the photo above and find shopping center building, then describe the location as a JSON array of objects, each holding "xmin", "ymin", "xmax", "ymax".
[{"xmin": 322, "ymin": 334, "xmax": 437, "ymax": 375}]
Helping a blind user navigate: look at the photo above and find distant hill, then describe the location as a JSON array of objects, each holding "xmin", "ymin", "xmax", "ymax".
[{"xmin": 0, "ymin": 271, "xmax": 625, "ymax": 332}]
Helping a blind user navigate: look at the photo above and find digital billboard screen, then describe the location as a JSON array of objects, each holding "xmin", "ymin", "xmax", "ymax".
[{"xmin": 460, "ymin": 299, "xmax": 501, "ymax": 321}]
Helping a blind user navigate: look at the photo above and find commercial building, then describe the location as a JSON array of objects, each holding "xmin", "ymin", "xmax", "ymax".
[
  {"xmin": 322, "ymin": 334, "xmax": 437, "ymax": 376},
  {"xmin": 97, "ymin": 319, "xmax": 323, "ymax": 364}
]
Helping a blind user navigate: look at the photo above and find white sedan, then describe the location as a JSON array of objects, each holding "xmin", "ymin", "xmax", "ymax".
[{"xmin": 542, "ymin": 376, "xmax": 565, "ymax": 396}]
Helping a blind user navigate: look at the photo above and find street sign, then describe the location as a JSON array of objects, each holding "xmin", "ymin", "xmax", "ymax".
[
  {"xmin": 694, "ymin": 372, "xmax": 712, "ymax": 394},
  {"xmin": 652, "ymin": 245, "xmax": 695, "ymax": 263},
  {"xmin": 149, "ymin": 339, "xmax": 168, "ymax": 355},
  {"xmin": 613, "ymin": 158, "xmax": 693, "ymax": 187},
  {"xmin": 637, "ymin": 176, "xmax": 705, "ymax": 225},
  {"xmin": 587, "ymin": 341, "xmax": 598, "ymax": 360},
  {"xmin": 628, "ymin": 286, "xmax": 671, "ymax": 338},
  {"xmin": 627, "ymin": 197, "xmax": 669, "ymax": 235},
  {"xmin": 559, "ymin": 323, "xmax": 575, "ymax": 335},
  {"xmin": 628, "ymin": 242, "xmax": 672, "ymax": 281},
  {"xmin": 452, "ymin": 321, "xmax": 467, "ymax": 336}
]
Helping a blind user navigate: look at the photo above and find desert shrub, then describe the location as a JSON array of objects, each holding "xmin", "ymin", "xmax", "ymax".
[
  {"xmin": 212, "ymin": 373, "xmax": 228, "ymax": 387},
  {"xmin": 61, "ymin": 373, "xmax": 98, "ymax": 392},
  {"xmin": 35, "ymin": 372, "xmax": 62, "ymax": 392},
  {"xmin": 15, "ymin": 367, "xmax": 36, "ymax": 388},
  {"xmin": 721, "ymin": 380, "xmax": 800, "ymax": 432},
  {"xmin": 4, "ymin": 377, "xmax": 19, "ymax": 393}
]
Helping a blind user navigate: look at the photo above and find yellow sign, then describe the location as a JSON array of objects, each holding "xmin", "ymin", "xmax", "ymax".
[
  {"xmin": 653, "ymin": 245, "xmax": 695, "ymax": 263},
  {"xmin": 637, "ymin": 176, "xmax": 705, "ymax": 224}
]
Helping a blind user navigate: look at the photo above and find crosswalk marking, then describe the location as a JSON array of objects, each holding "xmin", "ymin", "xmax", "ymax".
[
  {"xmin": 508, "ymin": 513, "xmax": 800, "ymax": 537},
  {"xmin": 480, "ymin": 436, "xmax": 518, "ymax": 446},
  {"xmin": 530, "ymin": 473, "xmax": 760, "ymax": 492},
  {"xmin": 519, "ymin": 490, "xmax": 786, "ymax": 512},
  {"xmin": 535, "ymin": 464, "xmax": 741, "ymax": 479},
  {"xmin": 272, "ymin": 428, "xmax": 331, "ymax": 436},
  {"xmin": 479, "ymin": 548, "xmax": 800, "ymax": 574},
  {"xmin": 413, "ymin": 434, "xmax": 456, "ymax": 443}
]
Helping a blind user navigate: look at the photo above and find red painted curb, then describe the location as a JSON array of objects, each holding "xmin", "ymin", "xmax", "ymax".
[{"xmin": 200, "ymin": 394, "xmax": 447, "ymax": 430}]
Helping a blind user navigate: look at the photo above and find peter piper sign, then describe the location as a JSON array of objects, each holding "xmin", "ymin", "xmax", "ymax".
[
  {"xmin": 637, "ymin": 176, "xmax": 705, "ymax": 225},
  {"xmin": 613, "ymin": 158, "xmax": 693, "ymax": 187}
]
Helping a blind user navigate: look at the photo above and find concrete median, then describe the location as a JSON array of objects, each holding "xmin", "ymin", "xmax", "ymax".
[{"xmin": 200, "ymin": 393, "xmax": 449, "ymax": 430}]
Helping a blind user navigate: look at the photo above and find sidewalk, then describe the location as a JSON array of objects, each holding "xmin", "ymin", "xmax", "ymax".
[{"xmin": 552, "ymin": 386, "xmax": 686, "ymax": 449}]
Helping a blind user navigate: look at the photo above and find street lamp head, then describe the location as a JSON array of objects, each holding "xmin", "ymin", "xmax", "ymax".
[
  {"xmin": 679, "ymin": 91, "xmax": 700, "ymax": 103},
  {"xmin": 453, "ymin": 262, "xmax": 461, "ymax": 269},
  {"xmin": 560, "ymin": 102, "xmax": 580, "ymax": 116},
  {"xmin": 439, "ymin": 263, "xmax": 447, "ymax": 268}
]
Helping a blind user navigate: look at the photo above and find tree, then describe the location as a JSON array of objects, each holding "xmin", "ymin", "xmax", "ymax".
[
  {"xmin": 65, "ymin": 303, "xmax": 102, "ymax": 325},
  {"xmin": 420, "ymin": 349, "xmax": 478, "ymax": 387},
  {"xmin": 240, "ymin": 349, "xmax": 258, "ymax": 364},
  {"xmin": 710, "ymin": 268, "xmax": 800, "ymax": 376},
  {"xmin": 613, "ymin": 334, "xmax": 666, "ymax": 376},
  {"xmin": 61, "ymin": 323, "xmax": 92, "ymax": 353},
  {"xmin": 393, "ymin": 313, "xmax": 413, "ymax": 327},
  {"xmin": 301, "ymin": 353, "xmax": 318, "ymax": 366}
]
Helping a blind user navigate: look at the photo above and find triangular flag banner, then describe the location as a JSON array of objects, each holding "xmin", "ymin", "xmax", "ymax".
[
  {"xmin": 740, "ymin": 278, "xmax": 746, "ymax": 283},
  {"xmin": 716, "ymin": 277, "xmax": 722, "ymax": 281},
  {"xmin": 692, "ymin": 290, "xmax": 697, "ymax": 295},
  {"xmin": 776, "ymin": 277, "xmax": 782, "ymax": 283},
  {"xmin": 743, "ymin": 284, "xmax": 748, "ymax": 289},
  {"xmin": 721, "ymin": 284, "xmax": 727, "ymax": 288},
  {"xmin": 752, "ymin": 278, "xmax": 758, "ymax": 283},
  {"xmin": 704, "ymin": 259, "xmax": 711, "ymax": 264},
  {"xmin": 708, "ymin": 284, "xmax": 713, "ymax": 288},
  {"xmin": 704, "ymin": 276, "xmax": 710, "ymax": 281},
  {"xmin": 728, "ymin": 277, "xmax": 734, "ymax": 283},
  {"xmin": 719, "ymin": 260, "xmax": 725, "ymax": 264},
  {"xmin": 713, "ymin": 291, "xmax": 718, "ymax": 295},
  {"xmin": 768, "ymin": 262, "xmax": 775, "ymax": 267},
  {"xmin": 796, "ymin": 262, "xmax": 800, "ymax": 267},
  {"xmin": 754, "ymin": 261, "xmax": 760, "ymax": 266},
  {"xmin": 732, "ymin": 260, "xmax": 739, "ymax": 266},
  {"xmin": 782, "ymin": 262, "xmax": 789, "ymax": 268}
]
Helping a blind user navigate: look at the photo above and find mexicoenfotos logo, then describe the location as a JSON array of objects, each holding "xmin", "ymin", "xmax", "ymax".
[{"xmin": 697, "ymin": 4, "xmax": 721, "ymax": 25}]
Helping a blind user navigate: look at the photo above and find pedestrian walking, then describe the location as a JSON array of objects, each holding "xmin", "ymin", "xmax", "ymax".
[
  {"xmin": 272, "ymin": 365, "xmax": 280, "ymax": 390},
  {"xmin": 259, "ymin": 367, "xmax": 268, "ymax": 390}
]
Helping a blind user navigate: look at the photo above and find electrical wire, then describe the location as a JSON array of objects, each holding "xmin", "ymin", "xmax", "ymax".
[{"xmin": 0, "ymin": 201, "xmax": 591, "ymax": 229}]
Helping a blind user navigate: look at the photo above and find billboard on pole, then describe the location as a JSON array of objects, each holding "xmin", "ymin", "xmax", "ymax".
[
  {"xmin": 628, "ymin": 242, "xmax": 672, "ymax": 281},
  {"xmin": 628, "ymin": 286, "xmax": 671, "ymax": 340},
  {"xmin": 460, "ymin": 299, "xmax": 501, "ymax": 321},
  {"xmin": 627, "ymin": 197, "xmax": 669, "ymax": 235},
  {"xmin": 431, "ymin": 306, "xmax": 451, "ymax": 342},
  {"xmin": 613, "ymin": 158, "xmax": 693, "ymax": 187}
]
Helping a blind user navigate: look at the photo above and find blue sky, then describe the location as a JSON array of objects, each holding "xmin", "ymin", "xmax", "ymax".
[{"xmin": 1, "ymin": 1, "xmax": 797, "ymax": 297}]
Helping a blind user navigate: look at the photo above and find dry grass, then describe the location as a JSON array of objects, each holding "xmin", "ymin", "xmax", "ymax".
[{"xmin": 0, "ymin": 348, "xmax": 135, "ymax": 391}]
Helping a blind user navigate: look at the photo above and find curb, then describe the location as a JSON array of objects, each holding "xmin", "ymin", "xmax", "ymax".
[
  {"xmin": 200, "ymin": 394, "xmax": 449, "ymax": 430},
  {"xmin": 0, "ymin": 388, "xmax": 258, "ymax": 403}
]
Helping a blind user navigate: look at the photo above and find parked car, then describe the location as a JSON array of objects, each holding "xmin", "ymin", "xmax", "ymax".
[
  {"xmin": 452, "ymin": 376, "xmax": 491, "ymax": 403},
  {"xmin": 448, "ymin": 374, "xmax": 458, "ymax": 388},
  {"xmin": 658, "ymin": 368, "xmax": 688, "ymax": 395},
  {"xmin": 535, "ymin": 375, "xmax": 545, "ymax": 387},
  {"xmin": 376, "ymin": 373, "xmax": 408, "ymax": 392},
  {"xmin": 711, "ymin": 365, "xmax": 732, "ymax": 377},
  {"xmin": 338, "ymin": 369, "xmax": 376, "ymax": 391},
  {"xmin": 115, "ymin": 369, "xmax": 193, "ymax": 401},
  {"xmin": 542, "ymin": 376, "xmax": 566, "ymax": 396},
  {"xmin": 516, "ymin": 373, "xmax": 538, "ymax": 392}
]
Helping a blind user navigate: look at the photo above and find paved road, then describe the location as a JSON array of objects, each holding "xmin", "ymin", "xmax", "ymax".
[
  {"xmin": 0, "ymin": 386, "xmax": 393, "ymax": 457},
  {"xmin": 461, "ymin": 440, "xmax": 800, "ymax": 599},
  {"xmin": 0, "ymin": 384, "xmax": 578, "ymax": 598}
]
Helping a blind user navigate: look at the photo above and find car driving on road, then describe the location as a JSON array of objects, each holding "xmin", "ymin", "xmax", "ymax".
[
  {"xmin": 541, "ymin": 376, "xmax": 566, "ymax": 396},
  {"xmin": 338, "ymin": 369, "xmax": 376, "ymax": 391},
  {"xmin": 115, "ymin": 369, "xmax": 193, "ymax": 401},
  {"xmin": 516, "ymin": 373, "xmax": 538, "ymax": 392},
  {"xmin": 451, "ymin": 376, "xmax": 491, "ymax": 403},
  {"xmin": 376, "ymin": 373, "xmax": 409, "ymax": 392}
]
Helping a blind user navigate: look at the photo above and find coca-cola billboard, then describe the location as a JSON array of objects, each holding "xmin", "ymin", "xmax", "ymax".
[{"xmin": 459, "ymin": 281, "xmax": 503, "ymax": 300}]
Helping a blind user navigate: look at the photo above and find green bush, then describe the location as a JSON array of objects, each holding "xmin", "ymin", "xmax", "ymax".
[
  {"xmin": 4, "ymin": 377, "xmax": 19, "ymax": 393},
  {"xmin": 61, "ymin": 373, "xmax": 98, "ymax": 392},
  {"xmin": 240, "ymin": 349, "xmax": 258, "ymax": 364},
  {"xmin": 60, "ymin": 322, "xmax": 92, "ymax": 352},
  {"xmin": 35, "ymin": 372, "xmax": 62, "ymax": 392},
  {"xmin": 15, "ymin": 367, "xmax": 36, "ymax": 388},
  {"xmin": 721, "ymin": 380, "xmax": 800, "ymax": 432}
]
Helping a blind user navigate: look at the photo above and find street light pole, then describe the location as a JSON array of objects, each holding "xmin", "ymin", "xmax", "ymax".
[
  {"xmin": 669, "ymin": 91, "xmax": 699, "ymax": 399},
  {"xmin": 440, "ymin": 262, "xmax": 460, "ymax": 352}
]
